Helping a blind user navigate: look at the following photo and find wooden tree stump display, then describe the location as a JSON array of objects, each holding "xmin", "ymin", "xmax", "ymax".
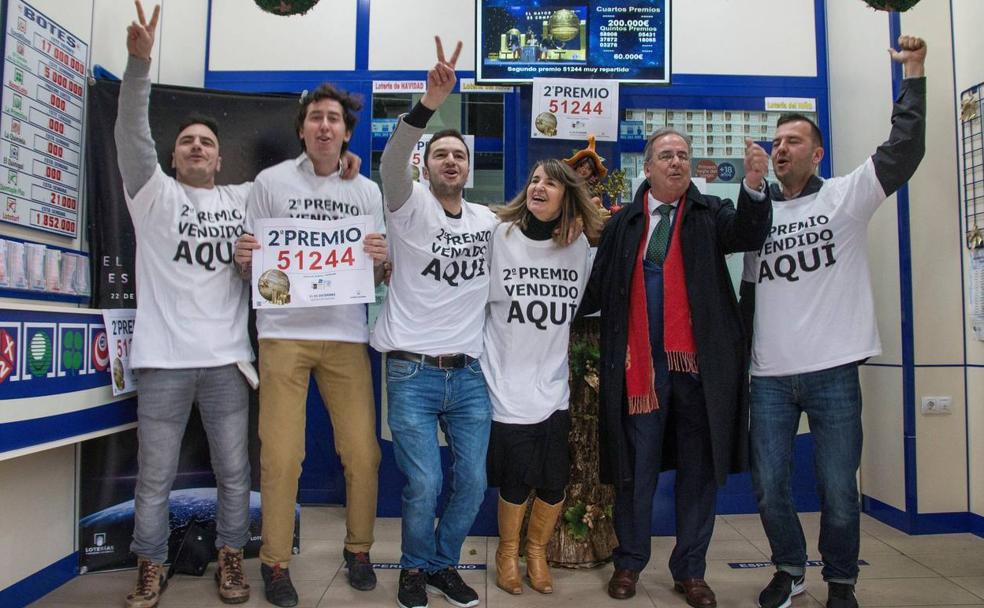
[{"xmin": 519, "ymin": 317, "xmax": 617, "ymax": 568}]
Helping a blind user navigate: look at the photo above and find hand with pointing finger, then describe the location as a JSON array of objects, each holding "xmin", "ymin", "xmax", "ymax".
[
  {"xmin": 127, "ymin": 0, "xmax": 160, "ymax": 61},
  {"xmin": 420, "ymin": 36, "xmax": 463, "ymax": 111}
]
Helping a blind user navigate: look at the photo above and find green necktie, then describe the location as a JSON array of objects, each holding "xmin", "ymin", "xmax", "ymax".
[{"xmin": 645, "ymin": 204, "xmax": 675, "ymax": 265}]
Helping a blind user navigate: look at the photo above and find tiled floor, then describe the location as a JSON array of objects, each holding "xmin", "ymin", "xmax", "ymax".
[{"xmin": 30, "ymin": 508, "xmax": 984, "ymax": 607}]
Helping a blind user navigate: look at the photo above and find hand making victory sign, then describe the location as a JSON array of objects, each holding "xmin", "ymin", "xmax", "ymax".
[
  {"xmin": 127, "ymin": 0, "xmax": 160, "ymax": 61},
  {"xmin": 420, "ymin": 36, "xmax": 463, "ymax": 111}
]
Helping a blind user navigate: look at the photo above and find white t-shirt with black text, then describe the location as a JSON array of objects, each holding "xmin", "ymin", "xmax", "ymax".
[
  {"xmin": 370, "ymin": 182, "xmax": 498, "ymax": 357},
  {"xmin": 246, "ymin": 154, "xmax": 384, "ymax": 343},
  {"xmin": 481, "ymin": 224, "xmax": 591, "ymax": 424},
  {"xmin": 125, "ymin": 166, "xmax": 253, "ymax": 369},
  {"xmin": 742, "ymin": 158, "xmax": 886, "ymax": 376}
]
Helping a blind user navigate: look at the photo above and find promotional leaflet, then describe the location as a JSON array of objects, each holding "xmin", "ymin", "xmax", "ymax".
[
  {"xmin": 101, "ymin": 308, "xmax": 136, "ymax": 396},
  {"xmin": 251, "ymin": 216, "xmax": 375, "ymax": 309}
]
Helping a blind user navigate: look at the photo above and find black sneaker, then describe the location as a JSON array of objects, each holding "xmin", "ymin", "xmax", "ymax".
[
  {"xmin": 758, "ymin": 571, "xmax": 806, "ymax": 608},
  {"xmin": 398, "ymin": 569, "xmax": 429, "ymax": 608},
  {"xmin": 260, "ymin": 563, "xmax": 298, "ymax": 608},
  {"xmin": 343, "ymin": 548, "xmax": 377, "ymax": 591},
  {"xmin": 826, "ymin": 582, "xmax": 858, "ymax": 608},
  {"xmin": 426, "ymin": 567, "xmax": 479, "ymax": 608}
]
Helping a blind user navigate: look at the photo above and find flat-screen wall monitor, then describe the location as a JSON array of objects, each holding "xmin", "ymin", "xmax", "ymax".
[{"xmin": 475, "ymin": 0, "xmax": 670, "ymax": 85}]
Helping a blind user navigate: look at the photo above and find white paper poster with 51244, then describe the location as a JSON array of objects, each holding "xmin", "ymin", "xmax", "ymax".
[
  {"xmin": 251, "ymin": 217, "xmax": 375, "ymax": 309},
  {"xmin": 531, "ymin": 78, "xmax": 619, "ymax": 141}
]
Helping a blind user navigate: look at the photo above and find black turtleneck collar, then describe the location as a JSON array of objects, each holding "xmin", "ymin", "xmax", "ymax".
[{"xmin": 522, "ymin": 213, "xmax": 560, "ymax": 241}]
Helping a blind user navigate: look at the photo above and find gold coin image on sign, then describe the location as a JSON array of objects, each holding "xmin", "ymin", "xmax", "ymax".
[
  {"xmin": 112, "ymin": 358, "xmax": 125, "ymax": 391},
  {"xmin": 258, "ymin": 269, "xmax": 291, "ymax": 305},
  {"xmin": 535, "ymin": 112, "xmax": 558, "ymax": 136}
]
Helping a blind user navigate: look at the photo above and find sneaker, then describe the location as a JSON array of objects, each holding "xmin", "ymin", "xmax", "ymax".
[
  {"xmin": 398, "ymin": 569, "xmax": 429, "ymax": 608},
  {"xmin": 215, "ymin": 546, "xmax": 250, "ymax": 604},
  {"xmin": 426, "ymin": 567, "xmax": 479, "ymax": 608},
  {"xmin": 758, "ymin": 571, "xmax": 806, "ymax": 608},
  {"xmin": 343, "ymin": 548, "xmax": 377, "ymax": 591},
  {"xmin": 260, "ymin": 563, "xmax": 298, "ymax": 607},
  {"xmin": 125, "ymin": 558, "xmax": 167, "ymax": 608},
  {"xmin": 826, "ymin": 582, "xmax": 858, "ymax": 608}
]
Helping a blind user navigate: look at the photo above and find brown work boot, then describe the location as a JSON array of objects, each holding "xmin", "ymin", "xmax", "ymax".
[
  {"xmin": 495, "ymin": 497, "xmax": 527, "ymax": 595},
  {"xmin": 125, "ymin": 558, "xmax": 167, "ymax": 608},
  {"xmin": 674, "ymin": 578, "xmax": 718, "ymax": 608},
  {"xmin": 215, "ymin": 545, "xmax": 250, "ymax": 604},
  {"xmin": 525, "ymin": 496, "xmax": 563, "ymax": 594}
]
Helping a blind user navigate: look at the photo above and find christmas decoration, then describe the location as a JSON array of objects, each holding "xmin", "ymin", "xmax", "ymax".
[
  {"xmin": 861, "ymin": 0, "xmax": 922, "ymax": 11},
  {"xmin": 254, "ymin": 0, "xmax": 319, "ymax": 16}
]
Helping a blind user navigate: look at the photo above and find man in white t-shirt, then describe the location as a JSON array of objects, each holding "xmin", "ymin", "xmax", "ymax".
[
  {"xmin": 234, "ymin": 84, "xmax": 387, "ymax": 608},
  {"xmin": 370, "ymin": 38, "xmax": 497, "ymax": 608},
  {"xmin": 741, "ymin": 35, "xmax": 927, "ymax": 608},
  {"xmin": 114, "ymin": 4, "xmax": 252, "ymax": 607}
]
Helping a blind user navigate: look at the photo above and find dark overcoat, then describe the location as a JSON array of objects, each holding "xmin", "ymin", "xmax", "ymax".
[{"xmin": 582, "ymin": 180, "xmax": 772, "ymax": 489}]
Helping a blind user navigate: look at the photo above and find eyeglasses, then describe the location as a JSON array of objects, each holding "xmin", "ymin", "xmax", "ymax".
[{"xmin": 653, "ymin": 151, "xmax": 690, "ymax": 163}]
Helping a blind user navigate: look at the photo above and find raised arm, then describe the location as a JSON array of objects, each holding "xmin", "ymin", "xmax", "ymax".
[
  {"xmin": 113, "ymin": 0, "xmax": 161, "ymax": 198},
  {"xmin": 379, "ymin": 36, "xmax": 462, "ymax": 211},
  {"xmin": 872, "ymin": 35, "xmax": 927, "ymax": 196}
]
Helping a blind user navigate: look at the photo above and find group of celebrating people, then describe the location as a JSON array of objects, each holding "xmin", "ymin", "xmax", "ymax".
[{"xmin": 115, "ymin": 3, "xmax": 928, "ymax": 608}]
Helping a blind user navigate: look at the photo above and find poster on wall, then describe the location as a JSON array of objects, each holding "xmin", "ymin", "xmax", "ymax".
[
  {"xmin": 1, "ymin": 0, "xmax": 87, "ymax": 238},
  {"xmin": 530, "ymin": 78, "xmax": 619, "ymax": 141},
  {"xmin": 476, "ymin": 0, "xmax": 669, "ymax": 84},
  {"xmin": 251, "ymin": 217, "xmax": 375, "ymax": 310}
]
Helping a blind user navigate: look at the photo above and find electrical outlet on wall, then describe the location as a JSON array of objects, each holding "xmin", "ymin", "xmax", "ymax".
[{"xmin": 921, "ymin": 396, "xmax": 952, "ymax": 415}]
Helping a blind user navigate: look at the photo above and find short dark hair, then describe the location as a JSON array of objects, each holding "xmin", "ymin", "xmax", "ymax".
[
  {"xmin": 776, "ymin": 113, "xmax": 824, "ymax": 148},
  {"xmin": 176, "ymin": 113, "xmax": 220, "ymax": 140},
  {"xmin": 295, "ymin": 83, "xmax": 362, "ymax": 153},
  {"xmin": 424, "ymin": 129, "xmax": 469, "ymax": 165}
]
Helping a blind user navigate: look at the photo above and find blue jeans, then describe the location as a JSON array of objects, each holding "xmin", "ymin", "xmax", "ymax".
[
  {"xmin": 130, "ymin": 365, "xmax": 251, "ymax": 563},
  {"xmin": 750, "ymin": 362, "xmax": 863, "ymax": 584},
  {"xmin": 386, "ymin": 357, "xmax": 491, "ymax": 571}
]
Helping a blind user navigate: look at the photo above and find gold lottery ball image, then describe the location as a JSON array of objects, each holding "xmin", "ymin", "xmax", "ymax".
[
  {"xmin": 548, "ymin": 9, "xmax": 579, "ymax": 42},
  {"xmin": 535, "ymin": 112, "xmax": 558, "ymax": 136},
  {"xmin": 112, "ymin": 358, "xmax": 125, "ymax": 391},
  {"xmin": 258, "ymin": 269, "xmax": 292, "ymax": 305}
]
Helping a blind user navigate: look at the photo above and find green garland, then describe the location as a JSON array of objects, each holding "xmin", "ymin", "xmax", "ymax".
[
  {"xmin": 861, "ymin": 0, "xmax": 922, "ymax": 11},
  {"xmin": 254, "ymin": 0, "xmax": 319, "ymax": 16}
]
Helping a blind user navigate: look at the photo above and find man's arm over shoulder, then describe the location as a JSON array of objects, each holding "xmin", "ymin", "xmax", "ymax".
[
  {"xmin": 872, "ymin": 77, "xmax": 926, "ymax": 196},
  {"xmin": 379, "ymin": 103, "xmax": 433, "ymax": 213},
  {"xmin": 114, "ymin": 55, "xmax": 161, "ymax": 198},
  {"xmin": 578, "ymin": 212, "xmax": 622, "ymax": 316}
]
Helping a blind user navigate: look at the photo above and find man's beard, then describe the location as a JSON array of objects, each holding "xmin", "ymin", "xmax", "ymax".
[{"xmin": 430, "ymin": 177, "xmax": 465, "ymax": 199}]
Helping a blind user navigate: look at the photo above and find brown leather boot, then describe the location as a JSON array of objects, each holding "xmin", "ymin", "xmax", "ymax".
[
  {"xmin": 525, "ymin": 496, "xmax": 563, "ymax": 594},
  {"xmin": 216, "ymin": 545, "xmax": 250, "ymax": 604},
  {"xmin": 495, "ymin": 497, "xmax": 527, "ymax": 595}
]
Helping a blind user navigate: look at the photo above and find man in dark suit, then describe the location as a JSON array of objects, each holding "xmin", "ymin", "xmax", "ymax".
[{"xmin": 582, "ymin": 129, "xmax": 772, "ymax": 605}]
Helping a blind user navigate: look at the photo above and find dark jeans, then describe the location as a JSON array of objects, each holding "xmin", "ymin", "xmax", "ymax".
[
  {"xmin": 612, "ymin": 372, "xmax": 717, "ymax": 579},
  {"xmin": 750, "ymin": 362, "xmax": 863, "ymax": 584}
]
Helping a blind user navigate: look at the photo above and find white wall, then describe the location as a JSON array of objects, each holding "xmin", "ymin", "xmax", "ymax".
[{"xmin": 951, "ymin": 0, "xmax": 984, "ymax": 518}]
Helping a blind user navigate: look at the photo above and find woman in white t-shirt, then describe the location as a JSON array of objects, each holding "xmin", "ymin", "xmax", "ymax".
[{"xmin": 482, "ymin": 159, "xmax": 602, "ymax": 596}]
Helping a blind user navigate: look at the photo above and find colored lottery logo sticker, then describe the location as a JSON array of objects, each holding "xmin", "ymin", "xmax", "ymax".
[
  {"xmin": 0, "ymin": 329, "xmax": 16, "ymax": 383},
  {"xmin": 92, "ymin": 330, "xmax": 109, "ymax": 371},
  {"xmin": 696, "ymin": 159, "xmax": 718, "ymax": 182},
  {"xmin": 62, "ymin": 329, "xmax": 84, "ymax": 373},
  {"xmin": 717, "ymin": 162, "xmax": 736, "ymax": 182},
  {"xmin": 28, "ymin": 331, "xmax": 52, "ymax": 378}
]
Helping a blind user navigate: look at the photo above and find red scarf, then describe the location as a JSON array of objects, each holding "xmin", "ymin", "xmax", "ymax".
[{"xmin": 625, "ymin": 192, "xmax": 699, "ymax": 415}]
